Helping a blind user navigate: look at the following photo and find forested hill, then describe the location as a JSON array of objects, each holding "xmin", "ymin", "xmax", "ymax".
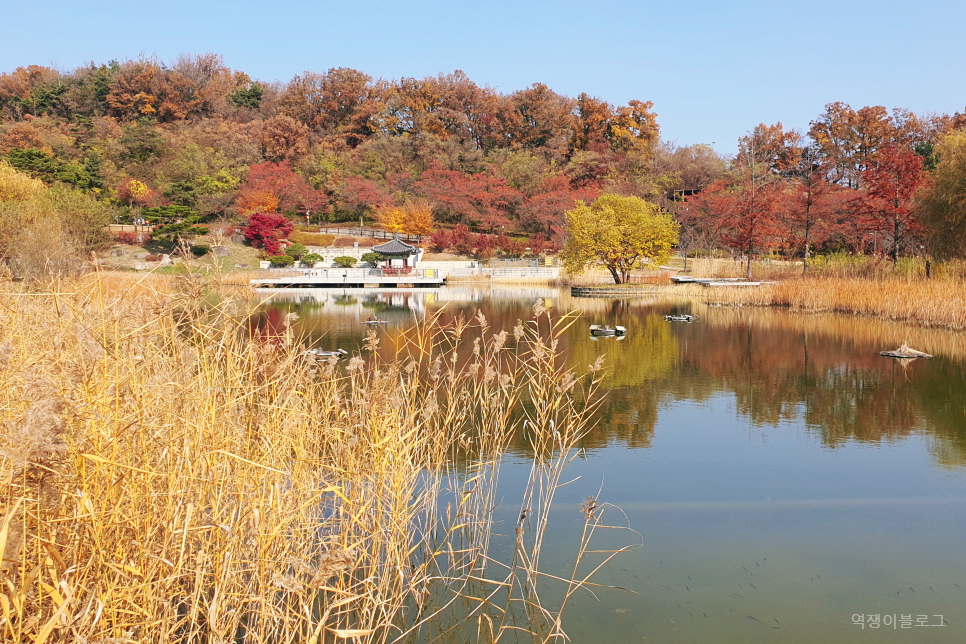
[
  {"xmin": 0, "ymin": 54, "xmax": 670, "ymax": 236},
  {"xmin": 3, "ymin": 54, "xmax": 966, "ymax": 263}
]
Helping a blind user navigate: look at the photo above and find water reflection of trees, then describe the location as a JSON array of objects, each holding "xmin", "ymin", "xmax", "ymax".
[
  {"xmin": 665, "ymin": 309, "xmax": 966, "ymax": 465},
  {"xmin": 408, "ymin": 297, "xmax": 965, "ymax": 465},
  {"xmin": 252, "ymin": 290, "xmax": 966, "ymax": 467},
  {"xmin": 566, "ymin": 315, "xmax": 678, "ymax": 450}
]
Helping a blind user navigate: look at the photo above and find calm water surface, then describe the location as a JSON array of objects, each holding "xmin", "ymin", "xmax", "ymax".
[{"xmin": 255, "ymin": 286, "xmax": 966, "ymax": 643}]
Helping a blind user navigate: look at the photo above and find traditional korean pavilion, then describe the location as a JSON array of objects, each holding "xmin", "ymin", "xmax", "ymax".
[{"xmin": 371, "ymin": 235, "xmax": 422, "ymax": 268}]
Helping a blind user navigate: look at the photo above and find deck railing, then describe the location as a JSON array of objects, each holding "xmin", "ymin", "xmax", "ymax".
[
  {"xmin": 316, "ymin": 227, "xmax": 423, "ymax": 243},
  {"xmin": 249, "ymin": 267, "xmax": 440, "ymax": 280}
]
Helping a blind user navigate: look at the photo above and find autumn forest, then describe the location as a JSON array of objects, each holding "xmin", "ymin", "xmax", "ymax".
[{"xmin": 2, "ymin": 53, "xmax": 966, "ymax": 267}]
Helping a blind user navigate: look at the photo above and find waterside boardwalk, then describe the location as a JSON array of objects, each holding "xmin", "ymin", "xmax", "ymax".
[{"xmin": 252, "ymin": 267, "xmax": 445, "ymax": 289}]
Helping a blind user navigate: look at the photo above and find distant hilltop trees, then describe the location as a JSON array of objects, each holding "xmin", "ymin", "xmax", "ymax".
[{"xmin": 2, "ymin": 54, "xmax": 966, "ymax": 269}]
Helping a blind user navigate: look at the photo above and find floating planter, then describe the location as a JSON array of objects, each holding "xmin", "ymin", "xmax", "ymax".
[{"xmin": 589, "ymin": 324, "xmax": 627, "ymax": 337}]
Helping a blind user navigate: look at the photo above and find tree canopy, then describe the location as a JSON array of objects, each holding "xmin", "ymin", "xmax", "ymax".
[
  {"xmin": 6, "ymin": 54, "xmax": 966, "ymax": 267},
  {"xmin": 916, "ymin": 130, "xmax": 966, "ymax": 261},
  {"xmin": 562, "ymin": 194, "xmax": 678, "ymax": 284}
]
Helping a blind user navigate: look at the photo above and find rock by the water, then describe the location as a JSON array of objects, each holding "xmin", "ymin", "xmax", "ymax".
[{"xmin": 880, "ymin": 344, "xmax": 933, "ymax": 359}]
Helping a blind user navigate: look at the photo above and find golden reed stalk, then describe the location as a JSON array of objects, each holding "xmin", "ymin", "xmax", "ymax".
[{"xmin": 0, "ymin": 271, "xmax": 628, "ymax": 643}]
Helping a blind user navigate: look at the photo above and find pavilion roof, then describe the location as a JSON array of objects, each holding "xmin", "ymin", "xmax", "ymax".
[{"xmin": 372, "ymin": 236, "xmax": 419, "ymax": 255}]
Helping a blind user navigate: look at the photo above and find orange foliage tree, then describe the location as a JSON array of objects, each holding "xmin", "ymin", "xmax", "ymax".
[
  {"xmin": 233, "ymin": 162, "xmax": 323, "ymax": 215},
  {"xmin": 375, "ymin": 199, "xmax": 435, "ymax": 237}
]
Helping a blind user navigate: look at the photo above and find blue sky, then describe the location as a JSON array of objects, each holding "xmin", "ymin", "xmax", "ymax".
[{"xmin": 4, "ymin": 0, "xmax": 963, "ymax": 153}]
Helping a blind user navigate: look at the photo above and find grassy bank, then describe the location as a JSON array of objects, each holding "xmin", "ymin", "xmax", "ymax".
[
  {"xmin": 685, "ymin": 277, "xmax": 966, "ymax": 329},
  {"xmin": 0, "ymin": 273, "xmax": 624, "ymax": 643}
]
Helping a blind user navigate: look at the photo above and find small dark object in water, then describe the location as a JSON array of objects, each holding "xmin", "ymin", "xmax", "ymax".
[
  {"xmin": 589, "ymin": 324, "xmax": 627, "ymax": 337},
  {"xmin": 880, "ymin": 344, "xmax": 932, "ymax": 359},
  {"xmin": 304, "ymin": 348, "xmax": 348, "ymax": 359},
  {"xmin": 362, "ymin": 318, "xmax": 389, "ymax": 325},
  {"xmin": 665, "ymin": 314, "xmax": 698, "ymax": 322}
]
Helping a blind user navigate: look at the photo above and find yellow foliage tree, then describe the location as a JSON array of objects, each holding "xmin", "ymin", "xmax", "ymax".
[
  {"xmin": 375, "ymin": 204, "xmax": 406, "ymax": 233},
  {"xmin": 917, "ymin": 129, "xmax": 966, "ymax": 260},
  {"xmin": 401, "ymin": 199, "xmax": 434, "ymax": 236},
  {"xmin": 608, "ymin": 100, "xmax": 660, "ymax": 154},
  {"xmin": 0, "ymin": 162, "xmax": 45, "ymax": 202},
  {"xmin": 562, "ymin": 194, "xmax": 678, "ymax": 284},
  {"xmin": 375, "ymin": 199, "xmax": 435, "ymax": 236}
]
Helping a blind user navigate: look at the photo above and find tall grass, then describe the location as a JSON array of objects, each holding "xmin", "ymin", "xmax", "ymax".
[
  {"xmin": 696, "ymin": 277, "xmax": 966, "ymax": 329},
  {"xmin": 684, "ymin": 253, "xmax": 966, "ymax": 282},
  {"xmin": 0, "ymin": 272, "xmax": 629, "ymax": 643}
]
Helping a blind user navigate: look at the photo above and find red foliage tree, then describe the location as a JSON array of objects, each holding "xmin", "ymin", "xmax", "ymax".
[
  {"xmin": 235, "ymin": 161, "xmax": 324, "ymax": 215},
  {"xmin": 857, "ymin": 145, "xmax": 929, "ymax": 268},
  {"xmin": 526, "ymin": 234, "xmax": 558, "ymax": 255},
  {"xmin": 449, "ymin": 224, "xmax": 475, "ymax": 256},
  {"xmin": 244, "ymin": 212, "xmax": 294, "ymax": 255},
  {"xmin": 783, "ymin": 153, "xmax": 850, "ymax": 271},
  {"xmin": 496, "ymin": 232, "xmax": 528, "ymax": 256},
  {"xmin": 518, "ymin": 174, "xmax": 598, "ymax": 239},
  {"xmin": 472, "ymin": 233, "xmax": 498, "ymax": 259},
  {"xmin": 690, "ymin": 172, "xmax": 786, "ymax": 279},
  {"xmin": 414, "ymin": 165, "xmax": 522, "ymax": 231},
  {"xmin": 334, "ymin": 176, "xmax": 392, "ymax": 218},
  {"xmin": 427, "ymin": 228, "xmax": 452, "ymax": 252}
]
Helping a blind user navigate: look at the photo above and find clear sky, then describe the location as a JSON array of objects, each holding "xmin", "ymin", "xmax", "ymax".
[{"xmin": 4, "ymin": 0, "xmax": 964, "ymax": 153}]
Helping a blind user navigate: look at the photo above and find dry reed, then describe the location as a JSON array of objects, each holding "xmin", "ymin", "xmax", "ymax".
[
  {"xmin": 697, "ymin": 277, "xmax": 966, "ymax": 329},
  {"xmin": 0, "ymin": 271, "xmax": 630, "ymax": 643}
]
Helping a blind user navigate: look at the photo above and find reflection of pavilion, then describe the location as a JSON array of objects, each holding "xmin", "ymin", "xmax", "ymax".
[{"xmin": 256, "ymin": 288, "xmax": 432, "ymax": 317}]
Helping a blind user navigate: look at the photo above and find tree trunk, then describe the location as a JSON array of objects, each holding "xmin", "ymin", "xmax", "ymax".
[
  {"xmin": 803, "ymin": 222, "xmax": 810, "ymax": 275},
  {"xmin": 893, "ymin": 213, "xmax": 900, "ymax": 270},
  {"xmin": 608, "ymin": 265, "xmax": 621, "ymax": 284}
]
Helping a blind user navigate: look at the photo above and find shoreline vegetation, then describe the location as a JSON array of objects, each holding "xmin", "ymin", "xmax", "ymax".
[
  {"xmin": 678, "ymin": 256, "xmax": 966, "ymax": 330},
  {"xmin": 556, "ymin": 256, "xmax": 966, "ymax": 331},
  {"xmin": 0, "ymin": 272, "xmax": 638, "ymax": 643}
]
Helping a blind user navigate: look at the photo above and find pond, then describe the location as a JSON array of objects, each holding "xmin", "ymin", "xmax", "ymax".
[{"xmin": 253, "ymin": 286, "xmax": 966, "ymax": 643}]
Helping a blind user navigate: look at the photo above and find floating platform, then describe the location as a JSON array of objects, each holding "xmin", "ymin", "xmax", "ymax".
[
  {"xmin": 571, "ymin": 286, "xmax": 659, "ymax": 297},
  {"xmin": 252, "ymin": 268, "xmax": 445, "ymax": 289},
  {"xmin": 671, "ymin": 276, "xmax": 771, "ymax": 287}
]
